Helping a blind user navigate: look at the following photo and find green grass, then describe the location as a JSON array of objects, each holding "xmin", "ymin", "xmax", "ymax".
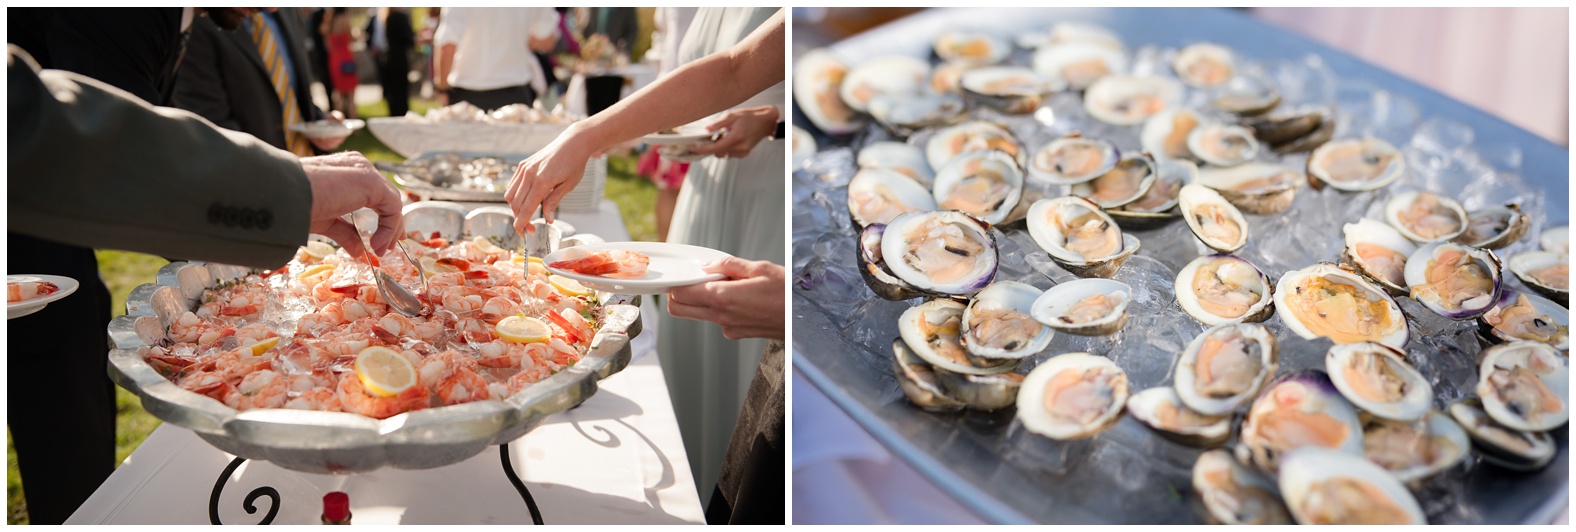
[{"xmin": 6, "ymin": 96, "xmax": 656, "ymax": 525}]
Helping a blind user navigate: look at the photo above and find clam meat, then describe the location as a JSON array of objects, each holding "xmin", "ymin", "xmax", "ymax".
[
  {"xmin": 899, "ymin": 299, "xmax": 1014, "ymax": 375},
  {"xmin": 881, "ymin": 211, "xmax": 998, "ymax": 297},
  {"xmin": 1179, "ymin": 184, "xmax": 1249, "ymax": 254},
  {"xmin": 1192, "ymin": 449, "xmax": 1293, "ymax": 525},
  {"xmin": 933, "ymin": 31, "xmax": 1010, "ymax": 65},
  {"xmin": 1028, "ymin": 134, "xmax": 1119, "ymax": 185},
  {"xmin": 1026, "ymin": 197, "xmax": 1141, "ymax": 278},
  {"xmin": 1032, "ymin": 41, "xmax": 1126, "ymax": 90},
  {"xmin": 1236, "ymin": 370, "xmax": 1365, "ymax": 474},
  {"xmin": 925, "ymin": 120, "xmax": 1024, "ymax": 172},
  {"xmin": 1084, "ymin": 75, "xmax": 1181, "ymax": 126},
  {"xmin": 962, "ymin": 281, "xmax": 1053, "ymax": 361},
  {"xmin": 857, "ymin": 141, "xmax": 935, "ymax": 187},
  {"xmin": 1455, "ymin": 203, "xmax": 1529, "ymax": 251},
  {"xmin": 1187, "ymin": 122, "xmax": 1259, "ymax": 167},
  {"xmin": 1480, "ymin": 291, "xmax": 1568, "ymax": 351},
  {"xmin": 838, "ymin": 55, "xmax": 930, "ymax": 113},
  {"xmin": 1384, "ymin": 191, "xmax": 1468, "ymax": 243},
  {"xmin": 1175, "ymin": 323, "xmax": 1278, "ymax": 416},
  {"xmin": 932, "ymin": 150, "xmax": 1024, "ymax": 225},
  {"xmin": 1476, "ymin": 341, "xmax": 1568, "ymax": 432},
  {"xmin": 1340, "ymin": 218, "xmax": 1415, "ymax": 295},
  {"xmin": 1325, "ymin": 342, "xmax": 1431, "ymax": 421},
  {"xmin": 1071, "ymin": 154, "xmax": 1157, "ymax": 209},
  {"xmin": 1127, "ymin": 387, "xmax": 1230, "ymax": 447},
  {"xmin": 1274, "ymin": 263, "xmax": 1409, "ymax": 349},
  {"xmin": 1305, "ymin": 137, "xmax": 1404, "ymax": 192},
  {"xmin": 1360, "ymin": 411, "xmax": 1469, "ymax": 484},
  {"xmin": 793, "ymin": 49, "xmax": 865, "ymax": 135},
  {"xmin": 1277, "ymin": 447, "xmax": 1426, "ymax": 525},
  {"xmin": 1175, "ymin": 255, "xmax": 1273, "ymax": 325},
  {"xmin": 1030, "ymin": 278, "xmax": 1130, "ymax": 336},
  {"xmin": 846, "ymin": 168, "xmax": 937, "ymax": 228},
  {"xmin": 1173, "ymin": 43, "xmax": 1236, "ymax": 88},
  {"xmin": 1140, "ymin": 109, "xmax": 1202, "ymax": 161},
  {"xmin": 1404, "ymin": 242, "xmax": 1501, "ymax": 320}
]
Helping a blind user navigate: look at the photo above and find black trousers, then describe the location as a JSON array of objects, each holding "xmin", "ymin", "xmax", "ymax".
[
  {"xmin": 450, "ymin": 84, "xmax": 537, "ymax": 113},
  {"xmin": 377, "ymin": 55, "xmax": 411, "ymax": 118},
  {"xmin": 7, "ymin": 233, "xmax": 116, "ymax": 524},
  {"xmin": 585, "ymin": 75, "xmax": 626, "ymax": 117}
]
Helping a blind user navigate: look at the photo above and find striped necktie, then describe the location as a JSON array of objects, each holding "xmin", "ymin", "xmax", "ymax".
[{"xmin": 249, "ymin": 13, "xmax": 313, "ymax": 156}]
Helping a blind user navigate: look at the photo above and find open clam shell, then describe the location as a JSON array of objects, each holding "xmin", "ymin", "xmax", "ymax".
[
  {"xmin": 1015, "ymin": 352, "xmax": 1129, "ymax": 440},
  {"xmin": 1175, "ymin": 323, "xmax": 1278, "ymax": 416},
  {"xmin": 1195, "ymin": 162, "xmax": 1301, "ymax": 215},
  {"xmin": 1084, "ymin": 75, "xmax": 1182, "ymax": 126},
  {"xmin": 1277, "ymin": 447, "xmax": 1426, "ymax": 525},
  {"xmin": 1175, "ymin": 254, "xmax": 1273, "ymax": 325},
  {"xmin": 881, "ymin": 211, "xmax": 998, "ymax": 298},
  {"xmin": 1031, "ymin": 41, "xmax": 1127, "ymax": 91},
  {"xmin": 839, "ymin": 55, "xmax": 930, "ymax": 114},
  {"xmin": 934, "ymin": 369, "xmax": 1025, "ymax": 411},
  {"xmin": 1455, "ymin": 203, "xmax": 1530, "ymax": 251},
  {"xmin": 1212, "ymin": 75, "xmax": 1281, "ymax": 117},
  {"xmin": 1476, "ymin": 341, "xmax": 1568, "ymax": 432},
  {"xmin": 1360, "ymin": 410, "xmax": 1470, "ymax": 485},
  {"xmin": 1127, "ymin": 387, "xmax": 1230, "ymax": 447},
  {"xmin": 867, "ymin": 91, "xmax": 969, "ymax": 138},
  {"xmin": 1274, "ymin": 263, "xmax": 1410, "ymax": 349},
  {"xmin": 960, "ymin": 66, "xmax": 1064, "ymax": 115},
  {"xmin": 1187, "ymin": 122, "xmax": 1259, "ymax": 167},
  {"xmin": 932, "ymin": 149, "xmax": 1025, "ymax": 225},
  {"xmin": 1539, "ymin": 225, "xmax": 1568, "ymax": 254},
  {"xmin": 847, "ymin": 167, "xmax": 938, "ymax": 228},
  {"xmin": 1028, "ymin": 133, "xmax": 1120, "ymax": 186},
  {"xmin": 1340, "ymin": 218, "xmax": 1416, "ymax": 296},
  {"xmin": 1030, "ymin": 278, "xmax": 1131, "ymax": 336},
  {"xmin": 962, "ymin": 281, "xmax": 1054, "ymax": 361},
  {"xmin": 1179, "ymin": 184, "xmax": 1250, "ymax": 254},
  {"xmin": 1306, "ymin": 137, "xmax": 1405, "ymax": 192},
  {"xmin": 856, "ymin": 223, "xmax": 925, "ymax": 301},
  {"xmin": 1173, "ymin": 43, "xmax": 1236, "ymax": 88},
  {"xmin": 924, "ymin": 120, "xmax": 1026, "ymax": 172},
  {"xmin": 1140, "ymin": 108, "xmax": 1203, "ymax": 161},
  {"xmin": 891, "ymin": 338, "xmax": 967, "ymax": 411},
  {"xmin": 793, "ymin": 49, "xmax": 866, "ymax": 136},
  {"xmin": 1404, "ymin": 242, "xmax": 1503, "ymax": 320},
  {"xmin": 933, "ymin": 30, "xmax": 1011, "ymax": 66},
  {"xmin": 899, "ymin": 299, "xmax": 1016, "ymax": 376},
  {"xmin": 1325, "ymin": 342, "xmax": 1431, "ymax": 421},
  {"xmin": 1507, "ymin": 250, "xmax": 1569, "ymax": 306},
  {"xmin": 1072, "ymin": 153, "xmax": 1158, "ymax": 209},
  {"xmin": 1478, "ymin": 290, "xmax": 1569, "ymax": 352},
  {"xmin": 1384, "ymin": 191, "xmax": 1469, "ymax": 243},
  {"xmin": 1109, "ymin": 158, "xmax": 1191, "ymax": 230},
  {"xmin": 1236, "ymin": 370, "xmax": 1365, "ymax": 475},
  {"xmin": 1448, "ymin": 397, "xmax": 1556, "ymax": 471},
  {"xmin": 1026, "ymin": 197, "xmax": 1142, "ymax": 278},
  {"xmin": 1192, "ymin": 449, "xmax": 1293, "ymax": 525},
  {"xmin": 858, "ymin": 141, "xmax": 935, "ymax": 188}
]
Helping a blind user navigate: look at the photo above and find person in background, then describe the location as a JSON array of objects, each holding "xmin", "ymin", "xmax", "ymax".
[
  {"xmin": 432, "ymin": 7, "xmax": 559, "ymax": 111},
  {"xmin": 320, "ymin": 7, "xmax": 358, "ymax": 119},
  {"xmin": 413, "ymin": 7, "xmax": 441, "ymax": 101},
  {"xmin": 580, "ymin": 7, "xmax": 638, "ymax": 116},
  {"xmin": 637, "ymin": 6, "xmax": 702, "ymax": 242},
  {"xmin": 173, "ymin": 8, "xmax": 345, "ymax": 155},
  {"xmin": 504, "ymin": 8, "xmax": 786, "ymax": 523},
  {"xmin": 307, "ymin": 7, "xmax": 335, "ymax": 114},
  {"xmin": 366, "ymin": 7, "xmax": 414, "ymax": 118}
]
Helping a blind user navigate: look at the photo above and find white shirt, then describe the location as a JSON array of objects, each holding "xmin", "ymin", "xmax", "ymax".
[{"xmin": 434, "ymin": 7, "xmax": 559, "ymax": 91}]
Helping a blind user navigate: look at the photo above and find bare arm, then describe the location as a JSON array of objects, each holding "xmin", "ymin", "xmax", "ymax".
[
  {"xmin": 433, "ymin": 43, "xmax": 455, "ymax": 90},
  {"xmin": 505, "ymin": 9, "xmax": 784, "ymax": 232}
]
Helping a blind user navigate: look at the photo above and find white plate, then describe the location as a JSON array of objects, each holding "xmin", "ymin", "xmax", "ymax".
[
  {"xmin": 7, "ymin": 274, "xmax": 80, "ymax": 319},
  {"xmin": 640, "ymin": 127, "xmax": 717, "ymax": 146},
  {"xmin": 542, "ymin": 242, "xmax": 733, "ymax": 295},
  {"xmin": 290, "ymin": 118, "xmax": 366, "ymax": 139}
]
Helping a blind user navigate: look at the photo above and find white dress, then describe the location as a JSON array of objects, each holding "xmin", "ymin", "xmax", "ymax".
[{"xmin": 658, "ymin": 6, "xmax": 785, "ymax": 506}]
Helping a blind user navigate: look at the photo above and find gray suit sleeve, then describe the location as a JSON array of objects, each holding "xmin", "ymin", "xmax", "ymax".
[{"xmin": 8, "ymin": 46, "xmax": 312, "ymax": 269}]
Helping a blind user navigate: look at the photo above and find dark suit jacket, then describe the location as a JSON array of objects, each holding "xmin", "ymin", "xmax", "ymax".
[
  {"xmin": 7, "ymin": 7, "xmax": 185, "ymax": 104},
  {"xmin": 171, "ymin": 9, "xmax": 323, "ymax": 152},
  {"xmin": 365, "ymin": 9, "xmax": 415, "ymax": 70}
]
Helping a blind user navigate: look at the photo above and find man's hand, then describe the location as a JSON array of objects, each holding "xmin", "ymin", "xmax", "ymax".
[
  {"xmin": 504, "ymin": 125, "xmax": 594, "ymax": 235},
  {"xmin": 667, "ymin": 257, "xmax": 785, "ymax": 341},
  {"xmin": 302, "ymin": 151, "xmax": 403, "ymax": 258},
  {"xmin": 686, "ymin": 105, "xmax": 779, "ymax": 160}
]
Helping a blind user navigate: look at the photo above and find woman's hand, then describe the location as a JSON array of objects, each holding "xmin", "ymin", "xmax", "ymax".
[
  {"xmin": 667, "ymin": 257, "xmax": 785, "ymax": 341},
  {"xmin": 686, "ymin": 105, "xmax": 779, "ymax": 159},
  {"xmin": 309, "ymin": 111, "xmax": 349, "ymax": 152},
  {"xmin": 505, "ymin": 124, "xmax": 595, "ymax": 235},
  {"xmin": 301, "ymin": 151, "xmax": 404, "ymax": 258}
]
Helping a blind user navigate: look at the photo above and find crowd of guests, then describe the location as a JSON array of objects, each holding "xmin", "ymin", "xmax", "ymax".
[{"xmin": 8, "ymin": 7, "xmax": 785, "ymax": 525}]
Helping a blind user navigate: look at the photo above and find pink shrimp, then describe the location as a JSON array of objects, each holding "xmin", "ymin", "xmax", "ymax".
[
  {"xmin": 441, "ymin": 287, "xmax": 486, "ymax": 314},
  {"xmin": 7, "ymin": 281, "xmax": 59, "ymax": 302},
  {"xmin": 283, "ymin": 386, "xmax": 341, "ymax": 411},
  {"xmin": 505, "ymin": 364, "xmax": 555, "ymax": 394},
  {"xmin": 223, "ymin": 370, "xmax": 288, "ymax": 410},
  {"xmin": 479, "ymin": 296, "xmax": 521, "ymax": 323},
  {"xmin": 548, "ymin": 248, "xmax": 649, "ymax": 278},
  {"xmin": 431, "ymin": 365, "xmax": 491, "ymax": 405},
  {"xmin": 416, "ymin": 350, "xmax": 478, "ymax": 389},
  {"xmin": 336, "ymin": 373, "xmax": 430, "ymax": 419}
]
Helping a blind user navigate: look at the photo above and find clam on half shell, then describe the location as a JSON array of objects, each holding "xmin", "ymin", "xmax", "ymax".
[
  {"xmin": 1140, "ymin": 108, "xmax": 1203, "ymax": 162},
  {"xmin": 1195, "ymin": 163, "xmax": 1301, "ymax": 215},
  {"xmin": 1448, "ymin": 397, "xmax": 1557, "ymax": 471},
  {"xmin": 856, "ymin": 223, "xmax": 924, "ymax": 301},
  {"xmin": 1108, "ymin": 158, "xmax": 1191, "ymax": 230},
  {"xmin": 1273, "ymin": 263, "xmax": 1409, "ymax": 349},
  {"xmin": 1179, "ymin": 184, "xmax": 1250, "ymax": 254},
  {"xmin": 1071, "ymin": 154, "xmax": 1158, "ymax": 209},
  {"xmin": 925, "ymin": 120, "xmax": 1026, "ymax": 172},
  {"xmin": 1403, "ymin": 242, "xmax": 1503, "ymax": 320},
  {"xmin": 959, "ymin": 66, "xmax": 1064, "ymax": 115},
  {"xmin": 1507, "ymin": 250, "xmax": 1569, "ymax": 306},
  {"xmin": 857, "ymin": 141, "xmax": 935, "ymax": 188},
  {"xmin": 932, "ymin": 150, "xmax": 1024, "ymax": 226},
  {"xmin": 1455, "ymin": 203, "xmax": 1530, "ymax": 251},
  {"xmin": 1029, "ymin": 278, "xmax": 1130, "ymax": 336},
  {"xmin": 933, "ymin": 30, "xmax": 1010, "ymax": 66},
  {"xmin": 838, "ymin": 55, "xmax": 929, "ymax": 114},
  {"xmin": 846, "ymin": 167, "xmax": 937, "ymax": 228},
  {"xmin": 1175, "ymin": 254, "xmax": 1273, "ymax": 325},
  {"xmin": 1026, "ymin": 197, "xmax": 1142, "ymax": 278},
  {"xmin": 1173, "ymin": 43, "xmax": 1236, "ymax": 88},
  {"xmin": 1360, "ymin": 410, "xmax": 1470, "ymax": 485},
  {"xmin": 961, "ymin": 281, "xmax": 1054, "ymax": 361},
  {"xmin": 1028, "ymin": 134, "xmax": 1120, "ymax": 186},
  {"xmin": 1277, "ymin": 447, "xmax": 1426, "ymax": 525},
  {"xmin": 1340, "ymin": 218, "xmax": 1416, "ymax": 296},
  {"xmin": 1032, "ymin": 41, "xmax": 1126, "ymax": 91},
  {"xmin": 891, "ymin": 338, "xmax": 966, "ymax": 411},
  {"xmin": 793, "ymin": 49, "xmax": 866, "ymax": 136},
  {"xmin": 1324, "ymin": 342, "xmax": 1431, "ymax": 421},
  {"xmin": 1384, "ymin": 191, "xmax": 1469, "ymax": 243},
  {"xmin": 1084, "ymin": 75, "xmax": 1181, "ymax": 126},
  {"xmin": 1175, "ymin": 323, "xmax": 1278, "ymax": 416},
  {"xmin": 1187, "ymin": 122, "xmax": 1259, "ymax": 167},
  {"xmin": 1016, "ymin": 352, "xmax": 1129, "ymax": 440},
  {"xmin": 1476, "ymin": 341, "xmax": 1568, "ymax": 432},
  {"xmin": 1478, "ymin": 290, "xmax": 1569, "ymax": 352},
  {"xmin": 1236, "ymin": 370, "xmax": 1365, "ymax": 475},
  {"xmin": 1127, "ymin": 387, "xmax": 1230, "ymax": 447},
  {"xmin": 1306, "ymin": 137, "xmax": 1405, "ymax": 192},
  {"xmin": 880, "ymin": 211, "xmax": 998, "ymax": 298},
  {"xmin": 898, "ymin": 299, "xmax": 1014, "ymax": 376},
  {"xmin": 1192, "ymin": 449, "xmax": 1293, "ymax": 525}
]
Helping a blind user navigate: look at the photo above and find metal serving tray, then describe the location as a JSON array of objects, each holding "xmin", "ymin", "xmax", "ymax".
[
  {"xmin": 791, "ymin": 7, "xmax": 1569, "ymax": 525},
  {"xmin": 107, "ymin": 202, "xmax": 639, "ymax": 474}
]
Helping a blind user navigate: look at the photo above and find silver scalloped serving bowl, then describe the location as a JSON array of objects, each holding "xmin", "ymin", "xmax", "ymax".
[{"xmin": 105, "ymin": 202, "xmax": 640, "ymax": 474}]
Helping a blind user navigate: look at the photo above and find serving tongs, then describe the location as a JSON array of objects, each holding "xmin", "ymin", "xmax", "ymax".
[{"xmin": 348, "ymin": 214, "xmax": 427, "ymax": 318}]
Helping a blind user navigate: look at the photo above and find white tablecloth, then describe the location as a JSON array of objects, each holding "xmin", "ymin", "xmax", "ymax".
[{"xmin": 69, "ymin": 203, "xmax": 700, "ymax": 525}]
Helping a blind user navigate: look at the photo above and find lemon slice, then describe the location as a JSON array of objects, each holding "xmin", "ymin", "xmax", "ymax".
[
  {"xmin": 298, "ymin": 263, "xmax": 336, "ymax": 288},
  {"xmin": 249, "ymin": 337, "xmax": 281, "ymax": 356},
  {"xmin": 473, "ymin": 235, "xmax": 506, "ymax": 255},
  {"xmin": 497, "ymin": 316, "xmax": 551, "ymax": 344},
  {"xmin": 420, "ymin": 256, "xmax": 456, "ymax": 275},
  {"xmin": 528, "ymin": 261, "xmax": 549, "ymax": 278},
  {"xmin": 301, "ymin": 240, "xmax": 335, "ymax": 260},
  {"xmin": 355, "ymin": 346, "xmax": 417, "ymax": 397},
  {"xmin": 548, "ymin": 275, "xmax": 592, "ymax": 297}
]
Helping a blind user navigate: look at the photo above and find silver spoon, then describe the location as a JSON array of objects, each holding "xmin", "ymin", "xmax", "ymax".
[{"xmin": 349, "ymin": 215, "xmax": 425, "ymax": 318}]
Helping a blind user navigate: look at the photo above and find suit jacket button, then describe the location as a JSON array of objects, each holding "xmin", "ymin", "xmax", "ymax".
[
  {"xmin": 257, "ymin": 211, "xmax": 272, "ymax": 230},
  {"xmin": 224, "ymin": 207, "xmax": 240, "ymax": 227},
  {"xmin": 208, "ymin": 203, "xmax": 223, "ymax": 225},
  {"xmin": 239, "ymin": 209, "xmax": 255, "ymax": 229}
]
